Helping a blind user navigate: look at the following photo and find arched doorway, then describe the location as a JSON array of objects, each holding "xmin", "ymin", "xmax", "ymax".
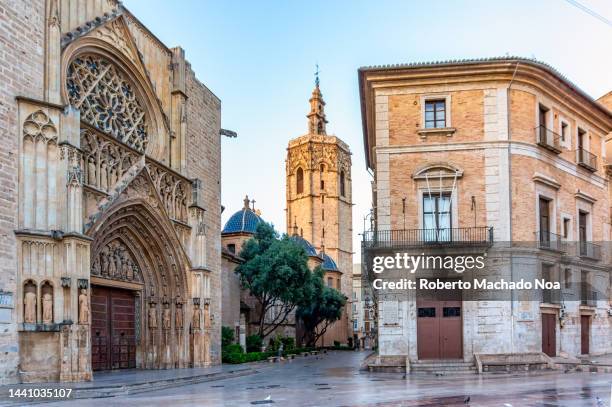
[{"xmin": 87, "ymin": 193, "xmax": 192, "ymax": 370}]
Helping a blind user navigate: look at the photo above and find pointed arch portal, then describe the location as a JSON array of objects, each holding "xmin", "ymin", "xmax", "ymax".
[{"xmin": 87, "ymin": 196, "xmax": 192, "ymax": 370}]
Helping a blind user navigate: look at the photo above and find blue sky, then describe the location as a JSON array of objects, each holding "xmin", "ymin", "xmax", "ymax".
[{"xmin": 124, "ymin": 0, "xmax": 612, "ymax": 253}]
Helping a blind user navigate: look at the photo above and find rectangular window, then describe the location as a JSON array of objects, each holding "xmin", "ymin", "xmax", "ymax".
[
  {"xmin": 561, "ymin": 121, "xmax": 568, "ymax": 142},
  {"xmin": 538, "ymin": 197, "xmax": 550, "ymax": 243},
  {"xmin": 353, "ymin": 320, "xmax": 358, "ymax": 330},
  {"xmin": 424, "ymin": 100, "xmax": 446, "ymax": 129},
  {"xmin": 578, "ymin": 211, "xmax": 588, "ymax": 256},
  {"xmin": 423, "ymin": 193, "xmax": 452, "ymax": 241},
  {"xmin": 563, "ymin": 218, "xmax": 570, "ymax": 239},
  {"xmin": 564, "ymin": 268, "xmax": 571, "ymax": 289},
  {"xmin": 418, "ymin": 307, "xmax": 436, "ymax": 318},
  {"xmin": 327, "ymin": 277, "xmax": 333, "ymax": 288}
]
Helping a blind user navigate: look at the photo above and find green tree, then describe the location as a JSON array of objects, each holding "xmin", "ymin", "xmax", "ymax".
[
  {"xmin": 236, "ymin": 223, "xmax": 312, "ymax": 339},
  {"xmin": 297, "ymin": 268, "xmax": 347, "ymax": 347}
]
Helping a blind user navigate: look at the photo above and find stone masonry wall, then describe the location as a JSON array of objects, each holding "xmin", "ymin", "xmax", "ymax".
[
  {"xmin": 0, "ymin": 0, "xmax": 45, "ymax": 384},
  {"xmin": 185, "ymin": 65, "xmax": 222, "ymax": 364}
]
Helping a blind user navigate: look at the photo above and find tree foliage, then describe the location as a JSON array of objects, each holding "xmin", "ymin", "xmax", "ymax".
[
  {"xmin": 297, "ymin": 268, "xmax": 347, "ymax": 347},
  {"xmin": 236, "ymin": 223, "xmax": 313, "ymax": 339}
]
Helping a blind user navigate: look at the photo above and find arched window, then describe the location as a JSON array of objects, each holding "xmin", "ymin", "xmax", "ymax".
[
  {"xmin": 319, "ymin": 164, "xmax": 325, "ymax": 190},
  {"xmin": 296, "ymin": 167, "xmax": 304, "ymax": 194},
  {"xmin": 340, "ymin": 170, "xmax": 346, "ymax": 197}
]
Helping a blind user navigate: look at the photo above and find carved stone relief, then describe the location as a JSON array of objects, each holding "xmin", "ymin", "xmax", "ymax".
[{"xmin": 91, "ymin": 240, "xmax": 142, "ymax": 283}]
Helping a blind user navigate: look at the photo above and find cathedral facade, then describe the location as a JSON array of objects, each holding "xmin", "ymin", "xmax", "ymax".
[
  {"xmin": 285, "ymin": 81, "xmax": 353, "ymax": 346},
  {"xmin": 0, "ymin": 0, "xmax": 221, "ymax": 383}
]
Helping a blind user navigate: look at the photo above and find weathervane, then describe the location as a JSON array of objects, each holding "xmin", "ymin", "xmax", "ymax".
[{"xmin": 315, "ymin": 63, "xmax": 320, "ymax": 87}]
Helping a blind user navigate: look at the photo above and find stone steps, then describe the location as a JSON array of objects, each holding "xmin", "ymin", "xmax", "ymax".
[{"xmin": 410, "ymin": 360, "xmax": 477, "ymax": 375}]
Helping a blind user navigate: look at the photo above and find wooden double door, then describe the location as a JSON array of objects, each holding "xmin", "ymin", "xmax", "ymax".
[
  {"xmin": 417, "ymin": 285, "xmax": 462, "ymax": 359},
  {"xmin": 91, "ymin": 286, "xmax": 137, "ymax": 371}
]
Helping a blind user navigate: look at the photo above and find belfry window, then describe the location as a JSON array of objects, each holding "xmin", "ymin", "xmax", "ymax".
[{"xmin": 296, "ymin": 168, "xmax": 304, "ymax": 194}]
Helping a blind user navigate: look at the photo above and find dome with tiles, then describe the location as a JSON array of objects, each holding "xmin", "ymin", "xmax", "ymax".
[
  {"xmin": 222, "ymin": 196, "xmax": 264, "ymax": 234},
  {"xmin": 319, "ymin": 252, "xmax": 339, "ymax": 271}
]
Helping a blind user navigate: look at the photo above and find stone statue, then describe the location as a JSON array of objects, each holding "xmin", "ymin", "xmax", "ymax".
[
  {"xmin": 108, "ymin": 252, "xmax": 117, "ymax": 277},
  {"xmin": 124, "ymin": 259, "xmax": 134, "ymax": 281},
  {"xmin": 24, "ymin": 290, "xmax": 36, "ymax": 323},
  {"xmin": 148, "ymin": 304, "xmax": 157, "ymax": 328},
  {"xmin": 162, "ymin": 306, "xmax": 171, "ymax": 330},
  {"xmin": 100, "ymin": 248, "xmax": 109, "ymax": 276},
  {"xmin": 175, "ymin": 306, "xmax": 183, "ymax": 329},
  {"xmin": 192, "ymin": 306, "xmax": 201, "ymax": 330},
  {"xmin": 78, "ymin": 289, "xmax": 89, "ymax": 324},
  {"xmin": 42, "ymin": 292, "xmax": 53, "ymax": 324},
  {"xmin": 203, "ymin": 303, "xmax": 211, "ymax": 329}
]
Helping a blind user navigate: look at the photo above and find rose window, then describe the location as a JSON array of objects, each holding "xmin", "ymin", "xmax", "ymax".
[{"xmin": 67, "ymin": 55, "xmax": 149, "ymax": 152}]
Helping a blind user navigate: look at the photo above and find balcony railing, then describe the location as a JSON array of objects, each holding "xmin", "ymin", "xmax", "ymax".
[
  {"xmin": 542, "ymin": 288, "xmax": 561, "ymax": 305},
  {"xmin": 580, "ymin": 290, "xmax": 598, "ymax": 307},
  {"xmin": 535, "ymin": 126, "xmax": 562, "ymax": 154},
  {"xmin": 579, "ymin": 240, "xmax": 601, "ymax": 260},
  {"xmin": 363, "ymin": 227, "xmax": 493, "ymax": 249},
  {"xmin": 535, "ymin": 231, "xmax": 566, "ymax": 252},
  {"xmin": 577, "ymin": 148, "xmax": 597, "ymax": 171}
]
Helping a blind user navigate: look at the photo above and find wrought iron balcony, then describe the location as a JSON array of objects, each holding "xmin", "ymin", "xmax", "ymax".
[
  {"xmin": 535, "ymin": 126, "xmax": 562, "ymax": 154},
  {"xmin": 542, "ymin": 288, "xmax": 561, "ymax": 305},
  {"xmin": 362, "ymin": 227, "xmax": 493, "ymax": 249},
  {"xmin": 535, "ymin": 231, "xmax": 567, "ymax": 253},
  {"xmin": 578, "ymin": 240, "xmax": 601, "ymax": 261},
  {"xmin": 577, "ymin": 148, "xmax": 597, "ymax": 172}
]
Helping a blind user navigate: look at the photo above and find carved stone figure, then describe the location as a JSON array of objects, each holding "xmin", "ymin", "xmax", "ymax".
[
  {"xmin": 78, "ymin": 289, "xmax": 89, "ymax": 324},
  {"xmin": 203, "ymin": 303, "xmax": 211, "ymax": 329},
  {"xmin": 100, "ymin": 247, "xmax": 109, "ymax": 276},
  {"xmin": 108, "ymin": 251, "xmax": 117, "ymax": 277},
  {"xmin": 24, "ymin": 290, "xmax": 36, "ymax": 323},
  {"xmin": 192, "ymin": 305, "xmax": 201, "ymax": 330},
  {"xmin": 42, "ymin": 292, "xmax": 53, "ymax": 324},
  {"xmin": 175, "ymin": 306, "xmax": 183, "ymax": 329},
  {"xmin": 148, "ymin": 304, "xmax": 157, "ymax": 328},
  {"xmin": 162, "ymin": 306, "xmax": 171, "ymax": 330}
]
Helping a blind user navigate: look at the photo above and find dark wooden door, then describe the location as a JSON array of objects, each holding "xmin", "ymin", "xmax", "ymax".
[
  {"xmin": 417, "ymin": 284, "xmax": 462, "ymax": 359},
  {"xmin": 581, "ymin": 315, "xmax": 590, "ymax": 355},
  {"xmin": 541, "ymin": 313, "xmax": 556, "ymax": 357},
  {"xmin": 91, "ymin": 286, "xmax": 136, "ymax": 371}
]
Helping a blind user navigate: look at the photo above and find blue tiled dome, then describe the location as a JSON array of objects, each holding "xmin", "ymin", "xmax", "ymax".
[
  {"xmin": 320, "ymin": 252, "xmax": 339, "ymax": 271},
  {"xmin": 222, "ymin": 196, "xmax": 264, "ymax": 234},
  {"xmin": 289, "ymin": 235, "xmax": 319, "ymax": 257}
]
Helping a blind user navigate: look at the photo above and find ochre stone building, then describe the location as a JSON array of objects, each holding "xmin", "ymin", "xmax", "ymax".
[
  {"xmin": 359, "ymin": 58, "xmax": 612, "ymax": 370},
  {"xmin": 286, "ymin": 82, "xmax": 353, "ymax": 346},
  {"xmin": 0, "ymin": 1, "xmax": 221, "ymax": 383}
]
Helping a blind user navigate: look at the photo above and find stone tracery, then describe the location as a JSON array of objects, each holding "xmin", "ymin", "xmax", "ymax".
[{"xmin": 67, "ymin": 54, "xmax": 149, "ymax": 152}]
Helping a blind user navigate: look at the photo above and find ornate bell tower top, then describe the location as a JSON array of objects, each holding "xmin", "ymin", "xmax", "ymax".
[{"xmin": 307, "ymin": 66, "xmax": 328, "ymax": 135}]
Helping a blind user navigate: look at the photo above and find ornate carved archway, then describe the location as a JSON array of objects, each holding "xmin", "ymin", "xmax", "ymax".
[{"xmin": 87, "ymin": 184, "xmax": 192, "ymax": 369}]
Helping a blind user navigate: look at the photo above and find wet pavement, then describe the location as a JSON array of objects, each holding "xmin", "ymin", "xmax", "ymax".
[{"xmin": 44, "ymin": 351, "xmax": 612, "ymax": 407}]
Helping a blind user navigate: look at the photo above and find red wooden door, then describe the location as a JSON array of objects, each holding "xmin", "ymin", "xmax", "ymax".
[
  {"xmin": 541, "ymin": 313, "xmax": 556, "ymax": 357},
  {"xmin": 91, "ymin": 286, "xmax": 136, "ymax": 371},
  {"xmin": 417, "ymin": 285, "xmax": 462, "ymax": 359},
  {"xmin": 581, "ymin": 315, "xmax": 590, "ymax": 355}
]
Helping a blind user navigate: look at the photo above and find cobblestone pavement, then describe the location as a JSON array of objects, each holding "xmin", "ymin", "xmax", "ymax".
[{"xmin": 44, "ymin": 351, "xmax": 612, "ymax": 407}]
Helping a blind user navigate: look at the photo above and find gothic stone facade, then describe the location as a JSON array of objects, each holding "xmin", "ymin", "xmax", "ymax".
[
  {"xmin": 359, "ymin": 58, "xmax": 612, "ymax": 366},
  {"xmin": 0, "ymin": 0, "xmax": 221, "ymax": 383},
  {"xmin": 286, "ymin": 84, "xmax": 353, "ymax": 346}
]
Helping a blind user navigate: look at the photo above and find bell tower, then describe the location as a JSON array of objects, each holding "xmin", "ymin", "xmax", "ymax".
[{"xmin": 285, "ymin": 73, "xmax": 353, "ymax": 345}]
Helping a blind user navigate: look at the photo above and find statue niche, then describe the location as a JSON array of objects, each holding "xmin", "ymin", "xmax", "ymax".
[
  {"xmin": 41, "ymin": 282, "xmax": 54, "ymax": 324},
  {"xmin": 92, "ymin": 240, "xmax": 142, "ymax": 283},
  {"xmin": 23, "ymin": 280, "xmax": 37, "ymax": 324},
  {"xmin": 78, "ymin": 289, "xmax": 89, "ymax": 325}
]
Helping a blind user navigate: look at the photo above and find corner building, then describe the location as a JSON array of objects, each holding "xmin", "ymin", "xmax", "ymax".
[
  {"xmin": 0, "ymin": 0, "xmax": 222, "ymax": 383},
  {"xmin": 359, "ymin": 58, "xmax": 612, "ymax": 370}
]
